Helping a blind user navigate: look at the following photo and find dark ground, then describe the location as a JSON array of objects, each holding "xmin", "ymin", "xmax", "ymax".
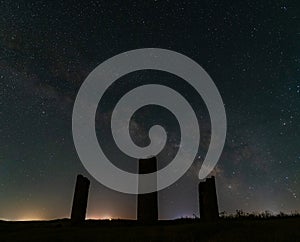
[{"xmin": 0, "ymin": 217, "xmax": 299, "ymax": 242}]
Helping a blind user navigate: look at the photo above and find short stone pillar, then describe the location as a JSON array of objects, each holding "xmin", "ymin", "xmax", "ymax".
[
  {"xmin": 71, "ymin": 174, "xmax": 90, "ymax": 223},
  {"xmin": 137, "ymin": 157, "xmax": 158, "ymax": 222},
  {"xmin": 198, "ymin": 176, "xmax": 219, "ymax": 221}
]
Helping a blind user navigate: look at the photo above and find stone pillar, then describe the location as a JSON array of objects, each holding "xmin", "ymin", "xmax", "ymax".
[
  {"xmin": 137, "ymin": 156, "xmax": 158, "ymax": 222},
  {"xmin": 199, "ymin": 176, "xmax": 219, "ymax": 221},
  {"xmin": 71, "ymin": 174, "xmax": 90, "ymax": 223}
]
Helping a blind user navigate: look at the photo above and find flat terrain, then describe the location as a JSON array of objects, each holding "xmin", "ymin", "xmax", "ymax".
[{"xmin": 0, "ymin": 217, "xmax": 299, "ymax": 242}]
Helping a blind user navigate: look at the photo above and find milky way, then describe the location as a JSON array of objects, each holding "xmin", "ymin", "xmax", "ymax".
[{"xmin": 0, "ymin": 0, "xmax": 299, "ymax": 220}]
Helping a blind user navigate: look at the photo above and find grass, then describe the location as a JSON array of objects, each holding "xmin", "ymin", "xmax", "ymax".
[{"xmin": 0, "ymin": 216, "xmax": 299, "ymax": 242}]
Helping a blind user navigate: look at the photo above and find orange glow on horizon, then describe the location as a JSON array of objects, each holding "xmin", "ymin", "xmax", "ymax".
[
  {"xmin": 8, "ymin": 211, "xmax": 46, "ymax": 221},
  {"xmin": 87, "ymin": 214, "xmax": 113, "ymax": 220}
]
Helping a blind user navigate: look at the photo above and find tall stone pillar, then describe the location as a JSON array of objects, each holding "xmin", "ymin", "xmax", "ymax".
[
  {"xmin": 198, "ymin": 176, "xmax": 219, "ymax": 221},
  {"xmin": 137, "ymin": 156, "xmax": 158, "ymax": 222},
  {"xmin": 71, "ymin": 174, "xmax": 90, "ymax": 223}
]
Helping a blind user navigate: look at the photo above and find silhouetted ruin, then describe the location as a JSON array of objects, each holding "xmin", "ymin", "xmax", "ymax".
[
  {"xmin": 198, "ymin": 176, "xmax": 219, "ymax": 221},
  {"xmin": 137, "ymin": 157, "xmax": 158, "ymax": 222},
  {"xmin": 71, "ymin": 174, "xmax": 90, "ymax": 223}
]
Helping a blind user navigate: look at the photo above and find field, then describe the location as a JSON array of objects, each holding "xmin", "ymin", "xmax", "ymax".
[{"xmin": 0, "ymin": 217, "xmax": 299, "ymax": 242}]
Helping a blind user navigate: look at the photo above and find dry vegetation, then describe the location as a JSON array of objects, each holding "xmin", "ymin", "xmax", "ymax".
[{"xmin": 0, "ymin": 212, "xmax": 299, "ymax": 242}]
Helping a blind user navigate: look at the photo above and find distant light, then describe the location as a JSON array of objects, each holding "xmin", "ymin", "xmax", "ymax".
[
  {"xmin": 15, "ymin": 216, "xmax": 44, "ymax": 221},
  {"xmin": 87, "ymin": 214, "xmax": 113, "ymax": 220},
  {"xmin": 101, "ymin": 216, "xmax": 112, "ymax": 221},
  {"xmin": 12, "ymin": 211, "xmax": 45, "ymax": 221}
]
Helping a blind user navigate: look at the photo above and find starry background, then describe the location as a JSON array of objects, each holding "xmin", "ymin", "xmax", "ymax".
[{"xmin": 0, "ymin": 0, "xmax": 299, "ymax": 221}]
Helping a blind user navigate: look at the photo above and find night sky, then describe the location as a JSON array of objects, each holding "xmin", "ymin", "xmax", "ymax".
[{"xmin": 1, "ymin": 0, "xmax": 299, "ymax": 221}]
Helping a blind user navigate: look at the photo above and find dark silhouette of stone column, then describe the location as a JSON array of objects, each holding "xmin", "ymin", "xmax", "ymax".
[
  {"xmin": 137, "ymin": 156, "xmax": 158, "ymax": 222},
  {"xmin": 198, "ymin": 176, "xmax": 219, "ymax": 221},
  {"xmin": 71, "ymin": 174, "xmax": 90, "ymax": 223}
]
